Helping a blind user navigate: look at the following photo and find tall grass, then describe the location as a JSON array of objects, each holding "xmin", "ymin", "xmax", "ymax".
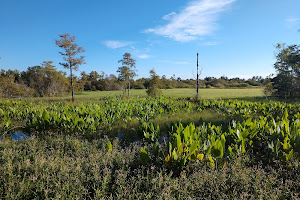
[{"xmin": 0, "ymin": 136, "xmax": 299, "ymax": 199}]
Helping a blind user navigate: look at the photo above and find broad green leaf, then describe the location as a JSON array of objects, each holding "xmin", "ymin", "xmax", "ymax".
[
  {"xmin": 172, "ymin": 149, "xmax": 178, "ymax": 161},
  {"xmin": 286, "ymin": 149, "xmax": 294, "ymax": 161},
  {"xmin": 197, "ymin": 154, "xmax": 204, "ymax": 160},
  {"xmin": 140, "ymin": 147, "xmax": 150, "ymax": 164},
  {"xmin": 105, "ymin": 141, "xmax": 112, "ymax": 153}
]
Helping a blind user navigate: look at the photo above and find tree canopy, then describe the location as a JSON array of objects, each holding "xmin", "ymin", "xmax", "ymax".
[
  {"xmin": 56, "ymin": 33, "xmax": 85, "ymax": 102},
  {"xmin": 272, "ymin": 43, "xmax": 300, "ymax": 98},
  {"xmin": 117, "ymin": 53, "xmax": 137, "ymax": 96}
]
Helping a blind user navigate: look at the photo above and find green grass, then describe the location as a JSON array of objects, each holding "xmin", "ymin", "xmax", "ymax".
[
  {"xmin": 75, "ymin": 88, "xmax": 265, "ymax": 100},
  {"xmin": 163, "ymin": 88, "xmax": 264, "ymax": 99},
  {"xmin": 11, "ymin": 88, "xmax": 265, "ymax": 102}
]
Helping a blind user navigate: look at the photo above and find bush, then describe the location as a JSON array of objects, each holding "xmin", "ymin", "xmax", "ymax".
[
  {"xmin": 147, "ymin": 69, "xmax": 162, "ymax": 97},
  {"xmin": 147, "ymin": 86, "xmax": 162, "ymax": 97},
  {"xmin": 215, "ymin": 84, "xmax": 224, "ymax": 88}
]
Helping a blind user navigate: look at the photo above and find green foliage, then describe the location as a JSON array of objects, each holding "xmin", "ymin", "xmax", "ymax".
[
  {"xmin": 138, "ymin": 98, "xmax": 300, "ymax": 172},
  {"xmin": 1, "ymin": 97, "xmax": 300, "ymax": 198},
  {"xmin": 117, "ymin": 53, "xmax": 137, "ymax": 96},
  {"xmin": 164, "ymin": 123, "xmax": 205, "ymax": 170},
  {"xmin": 106, "ymin": 140, "xmax": 113, "ymax": 152},
  {"xmin": 21, "ymin": 62, "xmax": 69, "ymax": 97},
  {"xmin": 143, "ymin": 123, "xmax": 160, "ymax": 143},
  {"xmin": 0, "ymin": 69, "xmax": 34, "ymax": 98},
  {"xmin": 56, "ymin": 33, "xmax": 85, "ymax": 102},
  {"xmin": 272, "ymin": 43, "xmax": 300, "ymax": 98},
  {"xmin": 146, "ymin": 69, "xmax": 162, "ymax": 97},
  {"xmin": 139, "ymin": 146, "xmax": 150, "ymax": 165},
  {"xmin": 0, "ymin": 96, "xmax": 198, "ymax": 134}
]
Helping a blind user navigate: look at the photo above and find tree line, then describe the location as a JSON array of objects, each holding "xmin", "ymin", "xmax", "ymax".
[
  {"xmin": 5, "ymin": 32, "xmax": 297, "ymax": 99},
  {"xmin": 0, "ymin": 64, "xmax": 268, "ymax": 98}
]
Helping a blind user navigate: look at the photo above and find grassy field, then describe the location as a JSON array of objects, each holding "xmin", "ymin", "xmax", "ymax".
[
  {"xmin": 2, "ymin": 88, "xmax": 299, "ymax": 199},
  {"xmin": 75, "ymin": 88, "xmax": 265, "ymax": 100}
]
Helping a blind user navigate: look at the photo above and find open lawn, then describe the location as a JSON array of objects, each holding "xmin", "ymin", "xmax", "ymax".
[{"xmin": 75, "ymin": 88, "xmax": 265, "ymax": 100}]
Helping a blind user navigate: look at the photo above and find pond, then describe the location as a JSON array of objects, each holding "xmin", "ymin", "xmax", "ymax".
[{"xmin": 0, "ymin": 131, "xmax": 34, "ymax": 142}]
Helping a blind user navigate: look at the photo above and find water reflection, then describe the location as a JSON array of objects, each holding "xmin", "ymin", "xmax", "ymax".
[
  {"xmin": 0, "ymin": 131, "xmax": 34, "ymax": 142},
  {"xmin": 12, "ymin": 131, "xmax": 30, "ymax": 140},
  {"xmin": 117, "ymin": 132, "xmax": 125, "ymax": 140}
]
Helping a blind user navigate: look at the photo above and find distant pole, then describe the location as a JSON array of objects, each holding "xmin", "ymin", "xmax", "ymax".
[{"xmin": 196, "ymin": 52, "xmax": 199, "ymax": 100}]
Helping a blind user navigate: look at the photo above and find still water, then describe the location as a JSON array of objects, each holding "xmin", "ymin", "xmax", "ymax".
[{"xmin": 0, "ymin": 131, "xmax": 34, "ymax": 141}]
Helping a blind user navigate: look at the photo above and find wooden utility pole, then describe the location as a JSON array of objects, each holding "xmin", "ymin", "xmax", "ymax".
[{"xmin": 196, "ymin": 52, "xmax": 199, "ymax": 100}]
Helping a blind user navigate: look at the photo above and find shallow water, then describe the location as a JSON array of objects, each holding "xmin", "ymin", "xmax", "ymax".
[
  {"xmin": 0, "ymin": 131, "xmax": 34, "ymax": 141},
  {"xmin": 117, "ymin": 132, "xmax": 125, "ymax": 140}
]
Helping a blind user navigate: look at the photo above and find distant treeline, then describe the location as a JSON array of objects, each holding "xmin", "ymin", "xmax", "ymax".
[{"xmin": 0, "ymin": 64, "xmax": 267, "ymax": 98}]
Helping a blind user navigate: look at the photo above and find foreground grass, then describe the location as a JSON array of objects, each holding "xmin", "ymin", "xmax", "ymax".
[
  {"xmin": 0, "ymin": 136, "xmax": 299, "ymax": 199},
  {"xmin": 2, "ymin": 95, "xmax": 300, "ymax": 199}
]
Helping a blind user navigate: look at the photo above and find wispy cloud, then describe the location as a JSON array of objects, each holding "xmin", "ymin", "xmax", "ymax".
[
  {"xmin": 202, "ymin": 41, "xmax": 217, "ymax": 46},
  {"xmin": 145, "ymin": 0, "xmax": 236, "ymax": 42},
  {"xmin": 161, "ymin": 60, "xmax": 190, "ymax": 65},
  {"xmin": 137, "ymin": 54, "xmax": 151, "ymax": 59},
  {"xmin": 104, "ymin": 40, "xmax": 133, "ymax": 49},
  {"xmin": 162, "ymin": 12, "xmax": 176, "ymax": 21},
  {"xmin": 285, "ymin": 17, "xmax": 300, "ymax": 28}
]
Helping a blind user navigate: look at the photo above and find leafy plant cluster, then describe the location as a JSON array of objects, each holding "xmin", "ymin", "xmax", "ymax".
[
  {"xmin": 141, "ymin": 112, "xmax": 300, "ymax": 173},
  {"xmin": 138, "ymin": 99, "xmax": 300, "ymax": 173},
  {"xmin": 0, "ymin": 97, "xmax": 192, "ymax": 134},
  {"xmin": 139, "ymin": 99, "xmax": 300, "ymax": 173},
  {"xmin": 1, "ymin": 97, "xmax": 300, "ymax": 198},
  {"xmin": 2, "ymin": 98, "xmax": 300, "ymax": 169}
]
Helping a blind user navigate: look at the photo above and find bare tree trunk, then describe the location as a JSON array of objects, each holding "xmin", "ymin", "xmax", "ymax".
[
  {"xmin": 123, "ymin": 81, "xmax": 126, "ymax": 95},
  {"xmin": 70, "ymin": 67, "xmax": 74, "ymax": 102},
  {"xmin": 196, "ymin": 53, "xmax": 199, "ymax": 100},
  {"xmin": 128, "ymin": 81, "xmax": 130, "ymax": 96}
]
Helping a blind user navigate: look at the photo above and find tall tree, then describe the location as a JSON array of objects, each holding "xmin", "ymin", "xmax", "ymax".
[
  {"xmin": 272, "ymin": 43, "xmax": 300, "ymax": 98},
  {"xmin": 55, "ymin": 33, "xmax": 85, "ymax": 102},
  {"xmin": 117, "ymin": 53, "xmax": 137, "ymax": 96}
]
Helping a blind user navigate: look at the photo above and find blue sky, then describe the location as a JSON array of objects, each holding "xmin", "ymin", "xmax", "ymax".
[{"xmin": 0, "ymin": 0, "xmax": 299, "ymax": 79}]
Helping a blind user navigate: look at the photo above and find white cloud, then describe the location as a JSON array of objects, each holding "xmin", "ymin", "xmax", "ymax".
[
  {"xmin": 137, "ymin": 54, "xmax": 151, "ymax": 59},
  {"xmin": 161, "ymin": 60, "xmax": 190, "ymax": 65},
  {"xmin": 285, "ymin": 17, "xmax": 300, "ymax": 28},
  {"xmin": 162, "ymin": 12, "xmax": 176, "ymax": 20},
  {"xmin": 173, "ymin": 61, "xmax": 190, "ymax": 65},
  {"xmin": 145, "ymin": 0, "xmax": 236, "ymax": 42},
  {"xmin": 202, "ymin": 41, "xmax": 217, "ymax": 46},
  {"xmin": 104, "ymin": 40, "xmax": 133, "ymax": 49},
  {"xmin": 286, "ymin": 18, "xmax": 300, "ymax": 23}
]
